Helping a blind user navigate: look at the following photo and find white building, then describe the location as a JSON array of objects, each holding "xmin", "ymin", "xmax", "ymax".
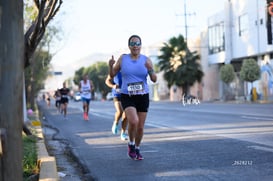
[
  {"xmin": 202, "ymin": 0, "xmax": 273, "ymax": 101},
  {"xmin": 120, "ymin": 0, "xmax": 273, "ymax": 102}
]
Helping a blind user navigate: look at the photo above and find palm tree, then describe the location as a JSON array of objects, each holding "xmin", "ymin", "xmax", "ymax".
[{"xmin": 158, "ymin": 34, "xmax": 204, "ymax": 96}]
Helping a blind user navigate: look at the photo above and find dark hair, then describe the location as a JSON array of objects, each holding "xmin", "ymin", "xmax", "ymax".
[{"xmin": 128, "ymin": 35, "xmax": 141, "ymax": 46}]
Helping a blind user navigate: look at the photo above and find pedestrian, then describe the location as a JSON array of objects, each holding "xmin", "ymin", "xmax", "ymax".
[
  {"xmin": 46, "ymin": 92, "xmax": 51, "ymax": 107},
  {"xmin": 108, "ymin": 35, "xmax": 157, "ymax": 160},
  {"xmin": 42, "ymin": 93, "xmax": 46, "ymax": 101},
  {"xmin": 54, "ymin": 89, "xmax": 61, "ymax": 113},
  {"xmin": 105, "ymin": 72, "xmax": 128, "ymax": 141},
  {"xmin": 79, "ymin": 74, "xmax": 94, "ymax": 121},
  {"xmin": 59, "ymin": 82, "xmax": 70, "ymax": 119}
]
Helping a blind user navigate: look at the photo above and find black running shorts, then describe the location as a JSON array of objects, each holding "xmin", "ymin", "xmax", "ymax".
[
  {"xmin": 60, "ymin": 97, "xmax": 69, "ymax": 104},
  {"xmin": 120, "ymin": 93, "xmax": 149, "ymax": 112}
]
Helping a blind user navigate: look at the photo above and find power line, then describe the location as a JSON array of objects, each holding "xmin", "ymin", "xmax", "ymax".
[{"xmin": 176, "ymin": 0, "xmax": 196, "ymax": 44}]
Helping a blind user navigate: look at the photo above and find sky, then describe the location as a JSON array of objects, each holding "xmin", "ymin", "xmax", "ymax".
[{"xmin": 49, "ymin": 0, "xmax": 226, "ymax": 79}]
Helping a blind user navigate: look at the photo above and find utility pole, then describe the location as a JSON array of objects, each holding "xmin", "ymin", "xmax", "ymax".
[
  {"xmin": 176, "ymin": 0, "xmax": 196, "ymax": 45},
  {"xmin": 184, "ymin": 0, "xmax": 188, "ymax": 44}
]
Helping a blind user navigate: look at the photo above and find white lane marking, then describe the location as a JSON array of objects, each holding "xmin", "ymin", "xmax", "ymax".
[
  {"xmin": 241, "ymin": 116, "xmax": 273, "ymax": 121},
  {"xmin": 248, "ymin": 145, "xmax": 273, "ymax": 153}
]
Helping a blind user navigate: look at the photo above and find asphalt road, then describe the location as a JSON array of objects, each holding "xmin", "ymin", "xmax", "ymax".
[{"xmin": 39, "ymin": 100, "xmax": 273, "ymax": 181}]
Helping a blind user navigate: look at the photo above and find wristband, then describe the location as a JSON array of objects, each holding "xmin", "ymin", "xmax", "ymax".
[{"xmin": 148, "ymin": 69, "xmax": 154, "ymax": 75}]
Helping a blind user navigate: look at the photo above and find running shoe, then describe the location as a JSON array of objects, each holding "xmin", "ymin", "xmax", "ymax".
[
  {"xmin": 127, "ymin": 144, "xmax": 137, "ymax": 160},
  {"xmin": 135, "ymin": 148, "xmax": 144, "ymax": 160},
  {"xmin": 85, "ymin": 114, "xmax": 89, "ymax": 121},
  {"xmin": 112, "ymin": 124, "xmax": 118, "ymax": 134},
  {"xmin": 83, "ymin": 112, "xmax": 87, "ymax": 120},
  {"xmin": 120, "ymin": 133, "xmax": 128, "ymax": 141}
]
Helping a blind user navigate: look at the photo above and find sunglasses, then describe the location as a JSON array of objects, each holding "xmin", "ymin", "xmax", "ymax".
[{"xmin": 129, "ymin": 41, "xmax": 141, "ymax": 47}]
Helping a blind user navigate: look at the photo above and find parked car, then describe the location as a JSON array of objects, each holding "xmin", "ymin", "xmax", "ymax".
[
  {"xmin": 73, "ymin": 92, "xmax": 81, "ymax": 101},
  {"xmin": 106, "ymin": 92, "xmax": 113, "ymax": 101}
]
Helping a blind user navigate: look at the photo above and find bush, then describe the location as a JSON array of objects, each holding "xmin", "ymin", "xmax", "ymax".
[
  {"xmin": 23, "ymin": 135, "xmax": 39, "ymax": 180},
  {"xmin": 220, "ymin": 64, "xmax": 235, "ymax": 84},
  {"xmin": 240, "ymin": 58, "xmax": 260, "ymax": 83}
]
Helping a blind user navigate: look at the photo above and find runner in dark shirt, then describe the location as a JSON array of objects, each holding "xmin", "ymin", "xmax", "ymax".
[
  {"xmin": 59, "ymin": 82, "xmax": 70, "ymax": 119},
  {"xmin": 54, "ymin": 89, "xmax": 61, "ymax": 113}
]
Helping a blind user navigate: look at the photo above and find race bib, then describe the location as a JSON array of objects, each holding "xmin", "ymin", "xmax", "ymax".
[
  {"xmin": 83, "ymin": 91, "xmax": 90, "ymax": 95},
  {"xmin": 127, "ymin": 82, "xmax": 144, "ymax": 95}
]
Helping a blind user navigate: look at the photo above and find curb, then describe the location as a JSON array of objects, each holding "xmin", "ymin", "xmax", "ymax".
[
  {"xmin": 34, "ymin": 126, "xmax": 59, "ymax": 181},
  {"xmin": 34, "ymin": 125, "xmax": 59, "ymax": 181},
  {"xmin": 29, "ymin": 106, "xmax": 59, "ymax": 181}
]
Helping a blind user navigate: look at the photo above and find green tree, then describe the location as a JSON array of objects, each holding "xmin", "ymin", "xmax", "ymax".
[
  {"xmin": 0, "ymin": 1, "xmax": 62, "ymax": 180},
  {"xmin": 74, "ymin": 67, "xmax": 86, "ymax": 85},
  {"xmin": 74, "ymin": 62, "xmax": 110, "ymax": 99},
  {"xmin": 220, "ymin": 64, "xmax": 236, "ymax": 100},
  {"xmin": 220, "ymin": 64, "xmax": 235, "ymax": 84},
  {"xmin": 240, "ymin": 58, "xmax": 261, "ymax": 101},
  {"xmin": 240, "ymin": 58, "xmax": 261, "ymax": 86},
  {"xmin": 24, "ymin": 0, "xmax": 62, "ymax": 68},
  {"xmin": 23, "ymin": 0, "xmax": 62, "ymax": 109},
  {"xmin": 158, "ymin": 34, "xmax": 204, "ymax": 96},
  {"xmin": 25, "ymin": 50, "xmax": 52, "ymax": 109}
]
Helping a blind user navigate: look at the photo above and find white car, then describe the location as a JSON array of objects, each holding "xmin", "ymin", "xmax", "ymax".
[
  {"xmin": 73, "ymin": 92, "xmax": 81, "ymax": 101},
  {"xmin": 106, "ymin": 92, "xmax": 113, "ymax": 101}
]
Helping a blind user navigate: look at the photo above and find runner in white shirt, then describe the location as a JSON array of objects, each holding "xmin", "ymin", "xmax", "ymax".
[{"xmin": 79, "ymin": 74, "xmax": 94, "ymax": 121}]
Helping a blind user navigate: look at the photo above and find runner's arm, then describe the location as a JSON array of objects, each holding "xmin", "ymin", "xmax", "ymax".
[{"xmin": 105, "ymin": 75, "xmax": 116, "ymax": 89}]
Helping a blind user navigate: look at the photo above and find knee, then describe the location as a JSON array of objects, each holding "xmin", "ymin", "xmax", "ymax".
[
  {"xmin": 129, "ymin": 117, "xmax": 139, "ymax": 127},
  {"xmin": 137, "ymin": 127, "xmax": 144, "ymax": 134}
]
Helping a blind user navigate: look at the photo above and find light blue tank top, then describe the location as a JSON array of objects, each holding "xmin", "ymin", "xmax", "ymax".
[
  {"xmin": 111, "ymin": 71, "xmax": 122, "ymax": 97},
  {"xmin": 120, "ymin": 54, "xmax": 149, "ymax": 95}
]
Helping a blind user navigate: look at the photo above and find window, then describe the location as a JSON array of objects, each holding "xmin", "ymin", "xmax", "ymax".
[
  {"xmin": 239, "ymin": 14, "xmax": 248, "ymax": 36},
  {"xmin": 208, "ymin": 22, "xmax": 225, "ymax": 55}
]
